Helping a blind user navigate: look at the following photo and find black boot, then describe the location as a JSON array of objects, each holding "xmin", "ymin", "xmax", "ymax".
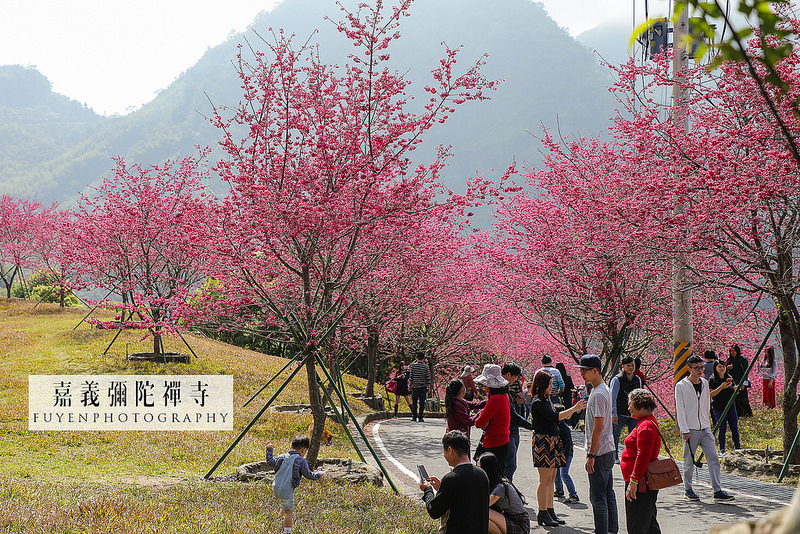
[
  {"xmin": 548, "ymin": 508, "xmax": 566, "ymax": 525},
  {"xmin": 537, "ymin": 510, "xmax": 559, "ymax": 527},
  {"xmin": 394, "ymin": 405, "xmax": 398, "ymax": 418}
]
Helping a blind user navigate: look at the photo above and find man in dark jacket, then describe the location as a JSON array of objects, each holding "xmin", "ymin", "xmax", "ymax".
[
  {"xmin": 421, "ymin": 430, "xmax": 490, "ymax": 534},
  {"xmin": 609, "ymin": 356, "xmax": 643, "ymax": 461}
]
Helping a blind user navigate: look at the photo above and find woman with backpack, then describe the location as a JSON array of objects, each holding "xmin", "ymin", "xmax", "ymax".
[{"xmin": 477, "ymin": 452, "xmax": 530, "ymax": 534}]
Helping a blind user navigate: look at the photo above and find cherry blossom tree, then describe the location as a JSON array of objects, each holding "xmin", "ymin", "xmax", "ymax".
[
  {"xmin": 345, "ymin": 214, "xmax": 459, "ymax": 397},
  {"xmin": 30, "ymin": 208, "xmax": 83, "ymax": 308},
  {"xmin": 506, "ymin": 30, "xmax": 800, "ymax": 459},
  {"xmin": 72, "ymin": 154, "xmax": 212, "ymax": 355},
  {"xmin": 474, "ymin": 138, "xmax": 677, "ymax": 379},
  {"xmin": 205, "ymin": 0, "xmax": 496, "ymax": 463},
  {"xmin": 384, "ymin": 248, "xmax": 500, "ymax": 395},
  {"xmin": 474, "ymin": 58, "xmax": 773, "ymax": 415},
  {"xmin": 0, "ymin": 195, "xmax": 42, "ymax": 298},
  {"xmin": 613, "ymin": 49, "xmax": 800, "ymax": 459}
]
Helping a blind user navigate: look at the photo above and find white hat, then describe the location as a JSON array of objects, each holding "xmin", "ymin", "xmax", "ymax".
[
  {"xmin": 474, "ymin": 364, "xmax": 509, "ymax": 389},
  {"xmin": 459, "ymin": 365, "xmax": 475, "ymax": 378}
]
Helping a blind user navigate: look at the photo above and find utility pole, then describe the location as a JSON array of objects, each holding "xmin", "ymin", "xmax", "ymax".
[{"xmin": 672, "ymin": 8, "xmax": 692, "ymax": 384}]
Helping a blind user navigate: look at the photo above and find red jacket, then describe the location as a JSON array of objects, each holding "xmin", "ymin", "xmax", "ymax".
[
  {"xmin": 620, "ymin": 414, "xmax": 661, "ymax": 485},
  {"xmin": 474, "ymin": 392, "xmax": 510, "ymax": 448}
]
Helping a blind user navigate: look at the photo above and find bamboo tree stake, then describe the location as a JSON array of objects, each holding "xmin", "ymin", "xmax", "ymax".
[
  {"xmin": 342, "ymin": 356, "xmax": 359, "ymax": 375},
  {"xmin": 334, "ymin": 358, "xmax": 350, "ymax": 425},
  {"xmin": 315, "ymin": 353, "xmax": 400, "ymax": 495},
  {"xmin": 242, "ymin": 354, "xmax": 300, "ymax": 408},
  {"xmin": 778, "ymin": 426, "xmax": 800, "ymax": 482},
  {"xmin": 102, "ymin": 328, "xmax": 124, "ymax": 355},
  {"xmin": 384, "ymin": 381, "xmax": 394, "ymax": 411},
  {"xmin": 644, "ymin": 383, "xmax": 677, "ymax": 422},
  {"xmin": 73, "ymin": 288, "xmax": 116, "ymax": 330},
  {"xmin": 32, "ymin": 286, "xmax": 55, "ymax": 308},
  {"xmin": 205, "ymin": 354, "xmax": 310, "ymax": 479},
  {"xmin": 316, "ymin": 373, "xmax": 366, "ymax": 464},
  {"xmin": 697, "ymin": 314, "xmax": 779, "ymax": 464},
  {"xmin": 72, "ymin": 291, "xmax": 90, "ymax": 308},
  {"xmin": 176, "ymin": 330, "xmax": 199, "ymax": 359}
]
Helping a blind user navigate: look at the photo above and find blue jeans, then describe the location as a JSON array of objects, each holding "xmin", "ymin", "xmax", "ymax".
[
  {"xmin": 588, "ymin": 451, "xmax": 618, "ymax": 534},
  {"xmin": 713, "ymin": 405, "xmax": 740, "ymax": 451},
  {"xmin": 612, "ymin": 415, "xmax": 638, "ymax": 459},
  {"xmin": 555, "ymin": 454, "xmax": 577, "ymax": 497},
  {"xmin": 504, "ymin": 429, "xmax": 520, "ymax": 481},
  {"xmin": 411, "ymin": 387, "xmax": 427, "ymax": 420}
]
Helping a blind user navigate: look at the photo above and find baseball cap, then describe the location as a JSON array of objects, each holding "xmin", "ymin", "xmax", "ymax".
[{"xmin": 576, "ymin": 354, "xmax": 602, "ymax": 371}]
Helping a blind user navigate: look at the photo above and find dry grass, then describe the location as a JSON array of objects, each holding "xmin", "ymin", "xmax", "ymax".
[{"xmin": 0, "ymin": 477, "xmax": 434, "ymax": 533}]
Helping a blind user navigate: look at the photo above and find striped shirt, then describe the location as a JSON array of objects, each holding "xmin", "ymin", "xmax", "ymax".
[{"xmin": 410, "ymin": 361, "xmax": 430, "ymax": 389}]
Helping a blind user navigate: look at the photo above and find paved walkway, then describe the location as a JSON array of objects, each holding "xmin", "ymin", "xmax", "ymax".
[
  {"xmin": 357, "ymin": 415, "xmax": 796, "ymax": 533},
  {"xmin": 690, "ymin": 449, "xmax": 795, "ymax": 503}
]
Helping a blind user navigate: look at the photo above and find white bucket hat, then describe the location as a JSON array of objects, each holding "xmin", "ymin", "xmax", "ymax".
[
  {"xmin": 473, "ymin": 364, "xmax": 509, "ymax": 389},
  {"xmin": 459, "ymin": 365, "xmax": 475, "ymax": 378}
]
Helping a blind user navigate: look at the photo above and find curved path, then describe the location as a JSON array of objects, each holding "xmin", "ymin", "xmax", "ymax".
[{"xmin": 361, "ymin": 415, "xmax": 794, "ymax": 533}]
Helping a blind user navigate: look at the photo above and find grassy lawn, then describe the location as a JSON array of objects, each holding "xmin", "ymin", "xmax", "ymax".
[{"xmin": 0, "ymin": 299, "xmax": 436, "ymax": 533}]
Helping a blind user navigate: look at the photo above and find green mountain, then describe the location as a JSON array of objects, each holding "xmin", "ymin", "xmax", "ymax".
[{"xmin": 0, "ymin": 0, "xmax": 617, "ymax": 205}]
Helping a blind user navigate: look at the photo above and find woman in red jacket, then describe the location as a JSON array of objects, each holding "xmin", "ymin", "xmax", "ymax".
[
  {"xmin": 620, "ymin": 388, "xmax": 662, "ymax": 534},
  {"xmin": 473, "ymin": 364, "xmax": 511, "ymax": 467}
]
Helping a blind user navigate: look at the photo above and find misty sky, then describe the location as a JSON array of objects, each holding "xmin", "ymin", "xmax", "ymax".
[{"xmin": 0, "ymin": 0, "xmax": 670, "ymax": 115}]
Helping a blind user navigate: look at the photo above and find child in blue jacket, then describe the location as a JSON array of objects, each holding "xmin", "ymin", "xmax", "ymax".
[{"xmin": 266, "ymin": 435, "xmax": 325, "ymax": 534}]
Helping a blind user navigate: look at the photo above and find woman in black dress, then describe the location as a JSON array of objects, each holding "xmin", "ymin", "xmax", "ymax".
[{"xmin": 529, "ymin": 370, "xmax": 585, "ymax": 526}]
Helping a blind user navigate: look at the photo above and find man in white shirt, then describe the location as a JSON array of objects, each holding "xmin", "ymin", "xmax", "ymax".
[
  {"xmin": 675, "ymin": 354, "xmax": 735, "ymax": 503},
  {"xmin": 578, "ymin": 354, "xmax": 618, "ymax": 534}
]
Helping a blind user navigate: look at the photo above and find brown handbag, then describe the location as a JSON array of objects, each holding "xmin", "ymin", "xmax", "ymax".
[{"xmin": 643, "ymin": 423, "xmax": 683, "ymax": 490}]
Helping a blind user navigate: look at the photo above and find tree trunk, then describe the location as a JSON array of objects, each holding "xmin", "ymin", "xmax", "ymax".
[
  {"xmin": 153, "ymin": 323, "xmax": 162, "ymax": 355},
  {"xmin": 2, "ymin": 265, "xmax": 18, "ymax": 298},
  {"xmin": 428, "ymin": 350, "xmax": 437, "ymax": 399},
  {"xmin": 778, "ymin": 303, "xmax": 800, "ymax": 463},
  {"xmin": 365, "ymin": 326, "xmax": 378, "ymax": 398},
  {"xmin": 601, "ymin": 329, "xmax": 629, "ymax": 379},
  {"xmin": 317, "ymin": 344, "xmax": 338, "ymax": 412},
  {"xmin": 301, "ymin": 262, "xmax": 326, "ymax": 467},
  {"xmin": 304, "ymin": 350, "xmax": 327, "ymax": 467}
]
